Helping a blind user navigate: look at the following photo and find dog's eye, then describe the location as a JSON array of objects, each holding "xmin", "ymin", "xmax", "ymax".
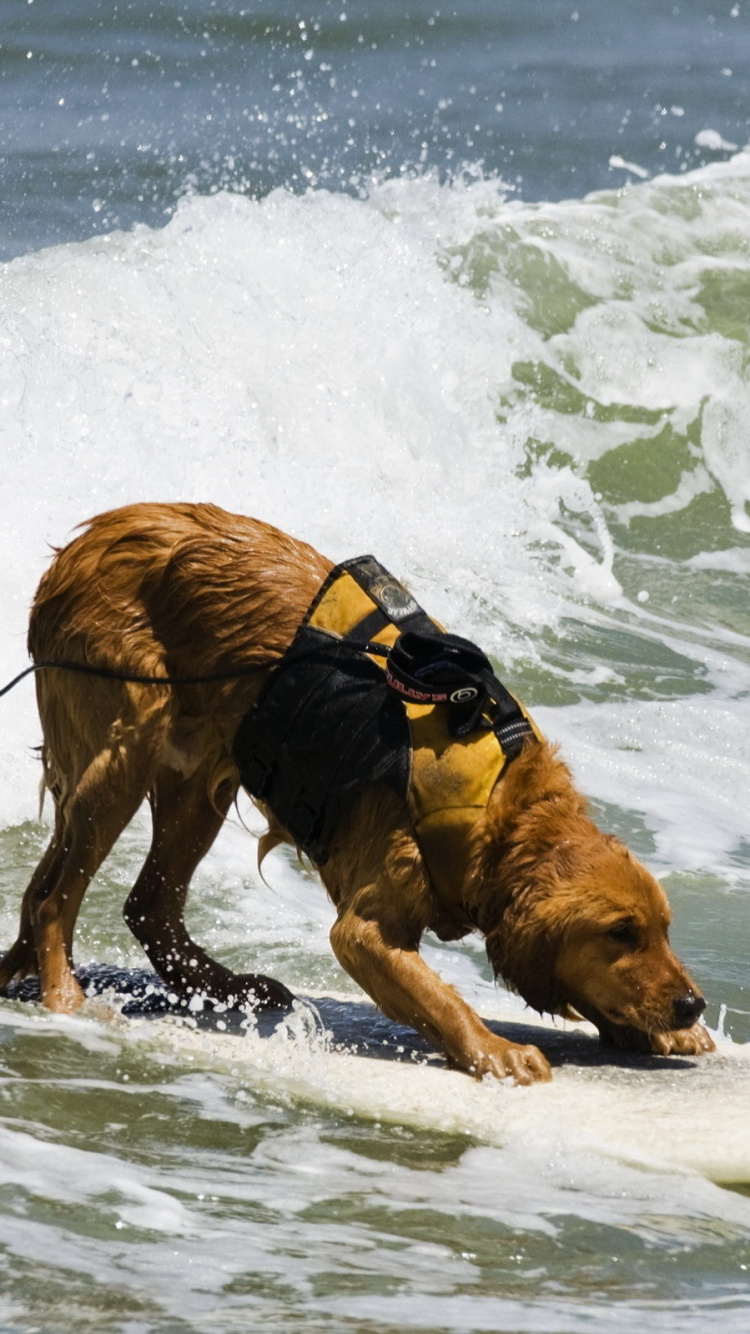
[{"xmin": 607, "ymin": 921, "xmax": 638, "ymax": 946}]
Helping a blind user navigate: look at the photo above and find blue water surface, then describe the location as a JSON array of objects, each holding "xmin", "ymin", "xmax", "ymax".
[{"xmin": 1, "ymin": 0, "xmax": 748, "ymax": 258}]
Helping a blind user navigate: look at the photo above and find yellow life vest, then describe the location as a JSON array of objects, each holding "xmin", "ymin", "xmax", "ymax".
[{"xmin": 233, "ymin": 557, "xmax": 542, "ymax": 914}]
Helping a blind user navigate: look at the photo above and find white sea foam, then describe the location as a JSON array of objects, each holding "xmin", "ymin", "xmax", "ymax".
[
  {"xmin": 534, "ymin": 690, "xmax": 750, "ymax": 876},
  {"xmin": 0, "ymin": 178, "xmax": 618, "ymax": 820},
  {"xmin": 1, "ymin": 156, "xmax": 749, "ymax": 786},
  {"xmin": 3, "ymin": 153, "xmax": 750, "ymax": 628}
]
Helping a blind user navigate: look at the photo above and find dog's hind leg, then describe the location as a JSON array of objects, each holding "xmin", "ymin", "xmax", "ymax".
[
  {"xmin": 123, "ymin": 763, "xmax": 293, "ymax": 1011},
  {"xmin": 28, "ymin": 736, "xmax": 159, "ymax": 1012},
  {"xmin": 0, "ymin": 806, "xmax": 66, "ymax": 990},
  {"xmin": 15, "ymin": 682, "xmax": 173, "ymax": 1013}
]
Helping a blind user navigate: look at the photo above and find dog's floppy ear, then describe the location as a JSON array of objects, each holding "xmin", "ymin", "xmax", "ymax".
[
  {"xmin": 484, "ymin": 844, "xmax": 586, "ymax": 1018},
  {"xmin": 485, "ymin": 891, "xmax": 564, "ymax": 1016},
  {"xmin": 471, "ymin": 742, "xmax": 598, "ymax": 1017}
]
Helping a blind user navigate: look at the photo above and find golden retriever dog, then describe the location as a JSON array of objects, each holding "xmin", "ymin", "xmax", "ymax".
[{"xmin": 0, "ymin": 503, "xmax": 714, "ymax": 1084}]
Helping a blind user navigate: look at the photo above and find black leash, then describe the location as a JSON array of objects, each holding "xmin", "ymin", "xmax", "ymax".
[
  {"xmin": 0, "ymin": 636, "xmax": 532, "ymax": 758},
  {"xmin": 0, "ymin": 658, "xmax": 274, "ymax": 698},
  {"xmin": 0, "ymin": 642, "xmax": 392, "ymax": 700}
]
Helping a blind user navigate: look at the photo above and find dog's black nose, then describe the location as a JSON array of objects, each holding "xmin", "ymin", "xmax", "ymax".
[{"xmin": 673, "ymin": 992, "xmax": 706, "ymax": 1027}]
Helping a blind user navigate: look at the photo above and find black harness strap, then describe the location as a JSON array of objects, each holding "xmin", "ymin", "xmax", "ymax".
[
  {"xmin": 233, "ymin": 627, "xmax": 410, "ymax": 864},
  {"xmin": 336, "ymin": 557, "xmax": 533, "ymax": 753},
  {"xmin": 345, "ymin": 606, "xmax": 391, "ymax": 644},
  {"xmin": 384, "ymin": 629, "xmax": 534, "ymax": 751},
  {"xmin": 232, "ymin": 555, "xmax": 536, "ymax": 865},
  {"xmin": 337, "ymin": 555, "xmax": 438, "ymax": 642}
]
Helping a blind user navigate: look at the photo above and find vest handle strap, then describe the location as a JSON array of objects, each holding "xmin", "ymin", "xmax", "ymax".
[{"xmin": 385, "ymin": 629, "xmax": 535, "ymax": 753}]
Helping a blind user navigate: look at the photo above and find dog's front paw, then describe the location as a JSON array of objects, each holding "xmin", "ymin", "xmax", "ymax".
[
  {"xmin": 474, "ymin": 1037, "xmax": 552, "ymax": 1086},
  {"xmin": 649, "ymin": 1024, "xmax": 716, "ymax": 1057},
  {"xmin": 597, "ymin": 1017, "xmax": 716, "ymax": 1058},
  {"xmin": 232, "ymin": 973, "xmax": 295, "ymax": 1011}
]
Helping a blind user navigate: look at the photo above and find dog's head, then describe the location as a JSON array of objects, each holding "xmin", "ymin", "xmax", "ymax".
[
  {"xmin": 474, "ymin": 745, "xmax": 706, "ymax": 1039},
  {"xmin": 487, "ymin": 837, "xmax": 705, "ymax": 1034}
]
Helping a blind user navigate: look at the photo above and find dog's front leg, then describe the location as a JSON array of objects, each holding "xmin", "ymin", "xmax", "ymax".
[{"xmin": 330, "ymin": 895, "xmax": 551, "ymax": 1085}]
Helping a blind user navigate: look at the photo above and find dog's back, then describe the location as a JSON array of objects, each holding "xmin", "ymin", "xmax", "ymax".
[{"xmin": 30, "ymin": 502, "xmax": 331, "ymax": 682}]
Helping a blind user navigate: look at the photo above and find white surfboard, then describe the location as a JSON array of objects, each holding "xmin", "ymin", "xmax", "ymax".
[{"xmin": 130, "ymin": 991, "xmax": 750, "ymax": 1186}]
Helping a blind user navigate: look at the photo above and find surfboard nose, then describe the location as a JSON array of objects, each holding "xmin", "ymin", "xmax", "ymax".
[{"xmin": 673, "ymin": 992, "xmax": 706, "ymax": 1027}]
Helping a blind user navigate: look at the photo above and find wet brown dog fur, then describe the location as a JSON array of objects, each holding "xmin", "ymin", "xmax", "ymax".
[{"xmin": 0, "ymin": 503, "xmax": 714, "ymax": 1083}]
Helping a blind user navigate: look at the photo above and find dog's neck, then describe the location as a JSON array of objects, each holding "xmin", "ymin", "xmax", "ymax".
[
  {"xmin": 466, "ymin": 739, "xmax": 585, "ymax": 909},
  {"xmin": 463, "ymin": 740, "xmax": 595, "ymax": 1017}
]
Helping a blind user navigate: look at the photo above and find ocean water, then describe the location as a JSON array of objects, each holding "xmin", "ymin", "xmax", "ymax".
[{"xmin": 2, "ymin": 3, "xmax": 750, "ymax": 1331}]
